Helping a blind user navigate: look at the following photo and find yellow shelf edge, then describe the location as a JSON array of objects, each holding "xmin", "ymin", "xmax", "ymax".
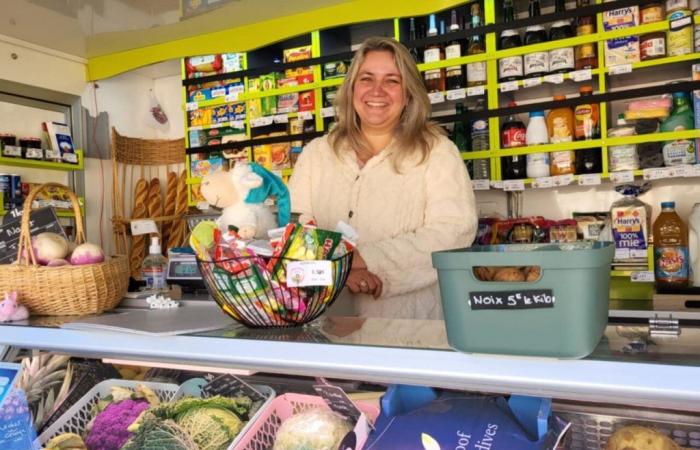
[
  {"xmin": 461, "ymin": 150, "xmax": 492, "ymax": 160},
  {"xmin": 497, "ymin": 140, "xmax": 603, "ymax": 157},
  {"xmin": 604, "ymin": 129, "xmax": 700, "ymax": 147},
  {"xmin": 0, "ymin": 149, "xmax": 84, "ymax": 172}
]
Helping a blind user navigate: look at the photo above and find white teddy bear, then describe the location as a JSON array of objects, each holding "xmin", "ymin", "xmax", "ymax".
[{"xmin": 200, "ymin": 162, "xmax": 277, "ymax": 239}]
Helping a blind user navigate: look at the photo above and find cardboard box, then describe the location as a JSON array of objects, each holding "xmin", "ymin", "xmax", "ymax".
[{"xmin": 604, "ymin": 5, "xmax": 640, "ymax": 66}]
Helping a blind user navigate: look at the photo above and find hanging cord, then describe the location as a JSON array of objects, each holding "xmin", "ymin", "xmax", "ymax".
[{"xmin": 91, "ymin": 82, "xmax": 106, "ymax": 249}]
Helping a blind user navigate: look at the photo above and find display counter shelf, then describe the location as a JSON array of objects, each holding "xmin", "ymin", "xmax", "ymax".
[{"xmin": 1, "ymin": 301, "xmax": 699, "ymax": 412}]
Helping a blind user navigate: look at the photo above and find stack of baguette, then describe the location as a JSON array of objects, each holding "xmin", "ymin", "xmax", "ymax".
[{"xmin": 129, "ymin": 170, "xmax": 188, "ymax": 279}]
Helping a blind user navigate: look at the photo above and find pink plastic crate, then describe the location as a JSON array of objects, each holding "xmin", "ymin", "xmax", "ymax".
[{"xmin": 235, "ymin": 393, "xmax": 380, "ymax": 450}]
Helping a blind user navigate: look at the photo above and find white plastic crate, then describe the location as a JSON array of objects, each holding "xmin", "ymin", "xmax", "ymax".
[
  {"xmin": 37, "ymin": 379, "xmax": 179, "ymax": 445},
  {"xmin": 174, "ymin": 377, "xmax": 276, "ymax": 450}
]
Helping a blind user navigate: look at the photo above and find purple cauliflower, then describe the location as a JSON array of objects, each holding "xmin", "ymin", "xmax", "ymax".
[{"xmin": 85, "ymin": 398, "xmax": 150, "ymax": 450}]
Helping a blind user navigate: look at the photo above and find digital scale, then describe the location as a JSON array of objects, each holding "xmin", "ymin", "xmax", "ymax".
[{"xmin": 166, "ymin": 248, "xmax": 207, "ymax": 293}]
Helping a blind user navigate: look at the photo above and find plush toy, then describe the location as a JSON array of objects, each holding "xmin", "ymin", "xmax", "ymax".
[
  {"xmin": 200, "ymin": 162, "xmax": 289, "ymax": 239},
  {"xmin": 0, "ymin": 291, "xmax": 29, "ymax": 322}
]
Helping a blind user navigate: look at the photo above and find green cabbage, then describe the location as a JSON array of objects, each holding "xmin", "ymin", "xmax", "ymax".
[
  {"xmin": 177, "ymin": 406, "xmax": 243, "ymax": 450},
  {"xmin": 121, "ymin": 414, "xmax": 198, "ymax": 450}
]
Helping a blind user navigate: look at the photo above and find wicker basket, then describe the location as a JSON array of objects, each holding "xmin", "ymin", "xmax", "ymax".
[{"xmin": 0, "ymin": 183, "xmax": 129, "ymax": 316}]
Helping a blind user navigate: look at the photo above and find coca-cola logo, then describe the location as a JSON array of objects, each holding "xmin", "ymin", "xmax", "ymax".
[{"xmin": 503, "ymin": 129, "xmax": 526, "ymax": 147}]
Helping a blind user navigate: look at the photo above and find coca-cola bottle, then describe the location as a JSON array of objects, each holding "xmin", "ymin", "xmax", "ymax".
[{"xmin": 501, "ymin": 102, "xmax": 527, "ymax": 180}]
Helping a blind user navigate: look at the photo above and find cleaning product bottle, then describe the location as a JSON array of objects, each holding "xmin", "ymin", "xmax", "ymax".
[
  {"xmin": 688, "ymin": 203, "xmax": 700, "ymax": 286},
  {"xmin": 142, "ymin": 236, "xmax": 168, "ymax": 290},
  {"xmin": 661, "ymin": 91, "xmax": 696, "ymax": 166},
  {"xmin": 653, "ymin": 201, "xmax": 689, "ymax": 287}
]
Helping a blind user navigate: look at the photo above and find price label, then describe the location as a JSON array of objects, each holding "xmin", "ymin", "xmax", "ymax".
[
  {"xmin": 523, "ymin": 77, "xmax": 542, "ymax": 88},
  {"xmin": 428, "ymin": 92, "xmax": 445, "ymax": 104},
  {"xmin": 250, "ymin": 116, "xmax": 274, "ymax": 128},
  {"xmin": 688, "ymin": 165, "xmax": 700, "ymax": 177},
  {"xmin": 196, "ymin": 201, "xmax": 210, "ymax": 211},
  {"xmin": 273, "ymin": 114, "xmax": 289, "ymax": 124},
  {"xmin": 553, "ymin": 174, "xmax": 574, "ymax": 186},
  {"xmin": 643, "ymin": 168, "xmax": 664, "ymax": 180},
  {"xmin": 226, "ymin": 85, "xmax": 244, "ymax": 102},
  {"xmin": 447, "ymin": 88, "xmax": 467, "ymax": 100},
  {"xmin": 472, "ymin": 179, "xmax": 490, "ymax": 190},
  {"xmin": 610, "ymin": 170, "xmax": 634, "ymax": 183},
  {"xmin": 500, "ymin": 81, "xmax": 519, "ymax": 92},
  {"xmin": 609, "ymin": 64, "xmax": 632, "ymax": 75},
  {"xmin": 670, "ymin": 15, "xmax": 692, "ymax": 30},
  {"xmin": 63, "ymin": 153, "xmax": 79, "ymax": 164},
  {"xmin": 321, "ymin": 106, "xmax": 336, "ymax": 118},
  {"xmin": 532, "ymin": 177, "xmax": 553, "ymax": 189},
  {"xmin": 224, "ymin": 93, "xmax": 238, "ymax": 103},
  {"xmin": 570, "ymin": 69, "xmax": 592, "ymax": 82},
  {"xmin": 313, "ymin": 381, "xmax": 362, "ymax": 423},
  {"xmin": 185, "ymin": 102, "xmax": 198, "ymax": 112},
  {"xmin": 230, "ymin": 120, "xmax": 245, "ymax": 129},
  {"xmin": 467, "ymin": 85, "xmax": 485, "ymax": 97},
  {"xmin": 131, "ymin": 219, "xmax": 158, "ymax": 236},
  {"xmin": 298, "ymin": 111, "xmax": 313, "ymax": 121},
  {"xmin": 287, "ymin": 260, "xmax": 333, "ymax": 287},
  {"xmin": 578, "ymin": 174, "xmax": 601, "ymax": 186},
  {"xmin": 631, "ymin": 271, "xmax": 654, "ymax": 283},
  {"xmin": 544, "ymin": 73, "xmax": 564, "ymax": 84},
  {"xmin": 490, "ymin": 180, "xmax": 504, "ymax": 189},
  {"xmin": 44, "ymin": 149, "xmax": 61, "ymax": 160},
  {"xmin": 503, "ymin": 179, "xmax": 525, "ymax": 191},
  {"xmin": 469, "ymin": 289, "xmax": 555, "ymax": 310}
]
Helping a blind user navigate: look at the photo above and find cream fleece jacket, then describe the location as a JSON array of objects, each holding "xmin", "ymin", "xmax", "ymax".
[{"xmin": 288, "ymin": 134, "xmax": 477, "ymax": 319}]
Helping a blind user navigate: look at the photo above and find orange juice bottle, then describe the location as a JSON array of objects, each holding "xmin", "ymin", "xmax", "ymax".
[
  {"xmin": 547, "ymin": 95, "xmax": 575, "ymax": 175},
  {"xmin": 653, "ymin": 201, "xmax": 689, "ymax": 287}
]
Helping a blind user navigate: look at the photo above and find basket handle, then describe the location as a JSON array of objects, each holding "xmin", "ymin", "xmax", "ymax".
[{"xmin": 17, "ymin": 182, "xmax": 85, "ymax": 266}]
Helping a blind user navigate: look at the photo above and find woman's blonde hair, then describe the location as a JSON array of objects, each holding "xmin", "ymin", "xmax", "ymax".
[{"xmin": 328, "ymin": 36, "xmax": 444, "ymax": 170}]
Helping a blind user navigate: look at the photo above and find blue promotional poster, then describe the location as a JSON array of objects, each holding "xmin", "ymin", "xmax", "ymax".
[{"xmin": 0, "ymin": 362, "xmax": 39, "ymax": 450}]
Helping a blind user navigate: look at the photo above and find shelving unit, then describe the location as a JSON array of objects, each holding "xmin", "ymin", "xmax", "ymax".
[
  {"xmin": 0, "ymin": 149, "xmax": 84, "ymax": 172},
  {"xmin": 181, "ymin": 4, "xmax": 700, "ymax": 201}
]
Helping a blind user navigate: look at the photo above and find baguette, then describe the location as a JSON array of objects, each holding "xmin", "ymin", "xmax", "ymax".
[
  {"xmin": 168, "ymin": 170, "xmax": 188, "ymax": 248},
  {"xmin": 130, "ymin": 178, "xmax": 149, "ymax": 279},
  {"xmin": 161, "ymin": 172, "xmax": 178, "ymax": 250},
  {"xmin": 147, "ymin": 177, "xmax": 162, "ymax": 222}
]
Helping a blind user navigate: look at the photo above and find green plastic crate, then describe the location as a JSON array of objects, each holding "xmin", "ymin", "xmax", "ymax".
[{"xmin": 432, "ymin": 242, "xmax": 614, "ymax": 359}]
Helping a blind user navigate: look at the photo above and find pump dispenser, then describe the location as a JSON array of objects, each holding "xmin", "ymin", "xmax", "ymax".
[{"xmin": 142, "ymin": 236, "xmax": 168, "ymax": 290}]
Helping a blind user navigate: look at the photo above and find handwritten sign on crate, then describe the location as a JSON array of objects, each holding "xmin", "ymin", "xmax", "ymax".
[
  {"xmin": 0, "ymin": 207, "xmax": 67, "ymax": 265},
  {"xmin": 201, "ymin": 374, "xmax": 265, "ymax": 402},
  {"xmin": 469, "ymin": 289, "xmax": 555, "ymax": 310}
]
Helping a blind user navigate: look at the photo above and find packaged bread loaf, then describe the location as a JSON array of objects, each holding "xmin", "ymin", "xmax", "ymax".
[{"xmin": 130, "ymin": 178, "xmax": 149, "ymax": 278}]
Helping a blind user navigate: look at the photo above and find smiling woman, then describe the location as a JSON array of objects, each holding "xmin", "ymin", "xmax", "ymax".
[{"xmin": 288, "ymin": 37, "xmax": 477, "ymax": 320}]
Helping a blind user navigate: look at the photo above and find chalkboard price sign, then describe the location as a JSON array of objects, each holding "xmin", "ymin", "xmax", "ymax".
[
  {"xmin": 0, "ymin": 207, "xmax": 66, "ymax": 265},
  {"xmin": 469, "ymin": 289, "xmax": 555, "ymax": 310}
]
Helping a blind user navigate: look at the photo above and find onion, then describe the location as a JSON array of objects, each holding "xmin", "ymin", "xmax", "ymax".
[
  {"xmin": 32, "ymin": 233, "xmax": 69, "ymax": 265},
  {"xmin": 69, "ymin": 243, "xmax": 105, "ymax": 265}
]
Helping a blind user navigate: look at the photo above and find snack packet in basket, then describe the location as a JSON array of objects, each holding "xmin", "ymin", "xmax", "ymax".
[{"xmin": 273, "ymin": 225, "xmax": 344, "ymax": 283}]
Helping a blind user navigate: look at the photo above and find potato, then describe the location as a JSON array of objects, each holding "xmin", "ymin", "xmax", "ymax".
[
  {"xmin": 492, "ymin": 267, "xmax": 526, "ymax": 282},
  {"xmin": 606, "ymin": 426, "xmax": 681, "ymax": 450}
]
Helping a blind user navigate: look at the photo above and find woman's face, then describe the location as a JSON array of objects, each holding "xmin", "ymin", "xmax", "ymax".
[{"xmin": 352, "ymin": 50, "xmax": 406, "ymax": 134}]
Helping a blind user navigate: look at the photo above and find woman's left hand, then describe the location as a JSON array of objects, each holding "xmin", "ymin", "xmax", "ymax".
[{"xmin": 346, "ymin": 269, "xmax": 383, "ymax": 299}]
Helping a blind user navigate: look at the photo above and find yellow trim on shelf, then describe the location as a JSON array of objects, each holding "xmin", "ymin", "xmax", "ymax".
[
  {"xmin": 604, "ymin": 129, "xmax": 700, "ymax": 147},
  {"xmin": 497, "ymin": 68, "xmax": 603, "ymax": 90},
  {"xmin": 87, "ymin": 0, "xmax": 468, "ymax": 81},
  {"xmin": 603, "ymin": 52, "xmax": 700, "ymax": 73},
  {"xmin": 461, "ymin": 150, "xmax": 492, "ymax": 160},
  {"xmin": 0, "ymin": 150, "xmax": 84, "ymax": 171},
  {"xmin": 497, "ymin": 140, "xmax": 603, "ymax": 157}
]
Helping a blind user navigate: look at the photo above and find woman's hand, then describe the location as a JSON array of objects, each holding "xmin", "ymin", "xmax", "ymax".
[
  {"xmin": 346, "ymin": 269, "xmax": 383, "ymax": 299},
  {"xmin": 351, "ymin": 250, "xmax": 367, "ymax": 270}
]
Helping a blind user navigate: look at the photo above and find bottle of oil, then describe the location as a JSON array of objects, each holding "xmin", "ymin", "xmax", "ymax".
[
  {"xmin": 424, "ymin": 14, "xmax": 445, "ymax": 92},
  {"xmin": 654, "ymin": 201, "xmax": 689, "ymax": 287}
]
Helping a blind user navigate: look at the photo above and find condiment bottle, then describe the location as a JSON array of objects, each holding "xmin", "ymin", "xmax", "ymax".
[
  {"xmin": 525, "ymin": 111, "xmax": 550, "ymax": 178},
  {"xmin": 574, "ymin": 86, "xmax": 602, "ymax": 174},
  {"xmin": 575, "ymin": 0, "xmax": 598, "ymax": 70},
  {"xmin": 498, "ymin": 0, "xmax": 523, "ymax": 82},
  {"xmin": 547, "ymin": 95, "xmax": 576, "ymax": 175}
]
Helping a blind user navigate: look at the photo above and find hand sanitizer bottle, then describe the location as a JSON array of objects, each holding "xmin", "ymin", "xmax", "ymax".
[{"xmin": 142, "ymin": 236, "xmax": 168, "ymax": 290}]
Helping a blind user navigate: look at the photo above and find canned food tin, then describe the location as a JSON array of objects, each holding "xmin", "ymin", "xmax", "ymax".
[{"xmin": 668, "ymin": 9, "xmax": 694, "ymax": 56}]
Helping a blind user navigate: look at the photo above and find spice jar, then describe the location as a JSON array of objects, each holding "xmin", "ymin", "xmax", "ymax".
[{"xmin": 641, "ymin": 3, "xmax": 665, "ymax": 23}]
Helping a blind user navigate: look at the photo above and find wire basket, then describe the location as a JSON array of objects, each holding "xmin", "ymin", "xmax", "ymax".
[{"xmin": 197, "ymin": 251, "xmax": 353, "ymax": 328}]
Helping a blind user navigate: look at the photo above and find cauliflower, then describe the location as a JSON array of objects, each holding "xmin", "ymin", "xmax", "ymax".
[
  {"xmin": 273, "ymin": 408, "xmax": 352, "ymax": 450},
  {"xmin": 84, "ymin": 398, "xmax": 150, "ymax": 450}
]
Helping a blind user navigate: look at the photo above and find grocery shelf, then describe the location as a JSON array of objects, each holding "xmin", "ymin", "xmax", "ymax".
[
  {"xmin": 604, "ymin": 129, "xmax": 700, "ymax": 147},
  {"xmin": 497, "ymin": 139, "xmax": 603, "ymax": 157},
  {"xmin": 0, "ymin": 197, "xmax": 86, "ymax": 218},
  {"xmin": 3, "ymin": 308, "xmax": 700, "ymax": 412},
  {"xmin": 188, "ymin": 122, "xmax": 246, "ymax": 132},
  {"xmin": 417, "ymin": 53, "xmax": 488, "ymax": 72},
  {"xmin": 461, "ymin": 150, "xmax": 492, "ymax": 160},
  {"xmin": 0, "ymin": 149, "xmax": 84, "ymax": 171}
]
